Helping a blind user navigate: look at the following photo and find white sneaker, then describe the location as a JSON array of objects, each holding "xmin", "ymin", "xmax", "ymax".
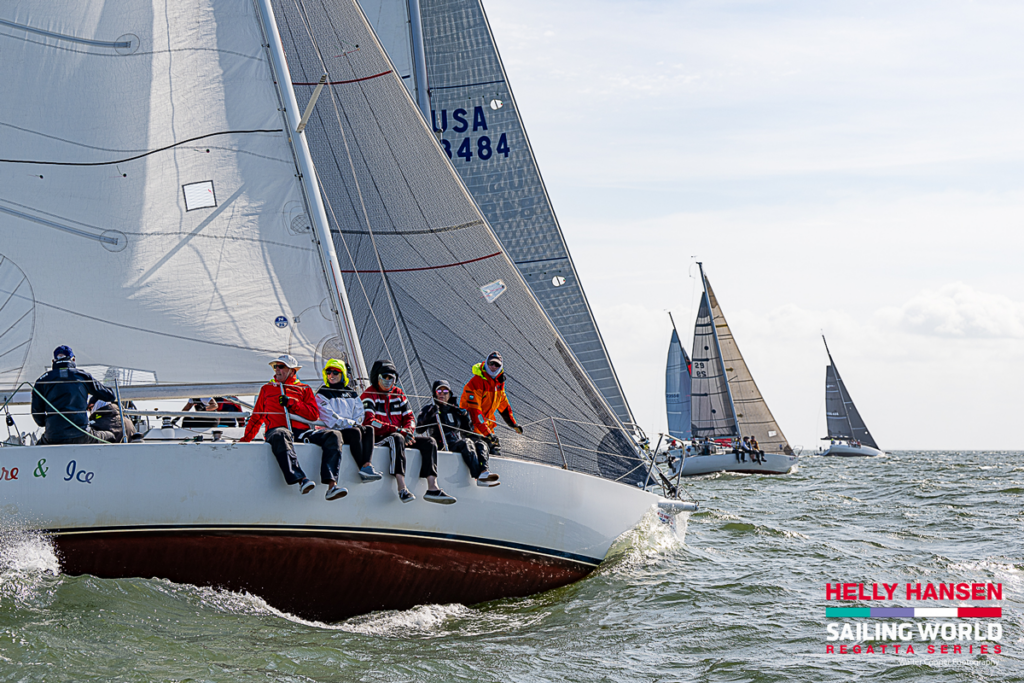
[
  {"xmin": 298, "ymin": 479, "xmax": 315, "ymax": 495},
  {"xmin": 325, "ymin": 485, "xmax": 348, "ymax": 501}
]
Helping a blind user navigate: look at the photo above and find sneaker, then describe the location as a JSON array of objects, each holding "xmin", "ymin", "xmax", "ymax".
[
  {"xmin": 423, "ymin": 489, "xmax": 457, "ymax": 505},
  {"xmin": 398, "ymin": 488, "xmax": 416, "ymax": 504},
  {"xmin": 325, "ymin": 485, "xmax": 348, "ymax": 501},
  {"xmin": 299, "ymin": 479, "xmax": 315, "ymax": 495},
  {"xmin": 478, "ymin": 471, "xmax": 499, "ymax": 482},
  {"xmin": 477, "ymin": 479, "xmax": 500, "ymax": 488},
  {"xmin": 358, "ymin": 464, "xmax": 383, "ymax": 482}
]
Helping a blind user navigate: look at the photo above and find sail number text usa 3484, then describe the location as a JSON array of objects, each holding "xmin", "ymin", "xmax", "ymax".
[{"xmin": 432, "ymin": 106, "xmax": 510, "ymax": 163}]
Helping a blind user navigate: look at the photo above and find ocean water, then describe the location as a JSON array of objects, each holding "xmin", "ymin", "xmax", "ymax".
[{"xmin": 0, "ymin": 450, "xmax": 1020, "ymax": 682}]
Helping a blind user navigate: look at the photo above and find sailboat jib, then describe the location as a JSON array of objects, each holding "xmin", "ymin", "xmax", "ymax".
[
  {"xmin": 356, "ymin": 0, "xmax": 636, "ymax": 427},
  {"xmin": 703, "ymin": 276, "xmax": 792, "ymax": 455},
  {"xmin": 823, "ymin": 337, "xmax": 879, "ymax": 450},
  {"xmin": 689, "ymin": 291, "xmax": 738, "ymax": 439},
  {"xmin": 0, "ymin": 1, "xmax": 357, "ymax": 393},
  {"xmin": 665, "ymin": 326, "xmax": 692, "ymax": 441},
  {"xmin": 269, "ymin": 0, "xmax": 642, "ymax": 484}
]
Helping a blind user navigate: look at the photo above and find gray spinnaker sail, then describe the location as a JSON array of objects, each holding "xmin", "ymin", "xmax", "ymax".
[
  {"xmin": 356, "ymin": 0, "xmax": 636, "ymax": 427},
  {"xmin": 270, "ymin": 0, "xmax": 642, "ymax": 485},
  {"xmin": 705, "ymin": 277, "xmax": 792, "ymax": 455},
  {"xmin": 690, "ymin": 291, "xmax": 738, "ymax": 439},
  {"xmin": 666, "ymin": 327, "xmax": 691, "ymax": 441},
  {"xmin": 823, "ymin": 337, "xmax": 879, "ymax": 449}
]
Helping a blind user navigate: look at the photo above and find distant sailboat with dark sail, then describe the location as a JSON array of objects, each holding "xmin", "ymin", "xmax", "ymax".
[
  {"xmin": 677, "ymin": 263, "xmax": 798, "ymax": 476},
  {"xmin": 665, "ymin": 312, "xmax": 691, "ymax": 442},
  {"xmin": 822, "ymin": 336, "xmax": 885, "ymax": 457}
]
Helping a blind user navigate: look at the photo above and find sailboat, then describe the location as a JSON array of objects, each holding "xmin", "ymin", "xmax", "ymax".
[
  {"xmin": 0, "ymin": 0, "xmax": 694, "ymax": 622},
  {"xmin": 822, "ymin": 336, "xmax": 884, "ymax": 457},
  {"xmin": 355, "ymin": 0, "xmax": 637, "ymax": 429},
  {"xmin": 679, "ymin": 263, "xmax": 798, "ymax": 476},
  {"xmin": 665, "ymin": 312, "xmax": 691, "ymax": 443}
]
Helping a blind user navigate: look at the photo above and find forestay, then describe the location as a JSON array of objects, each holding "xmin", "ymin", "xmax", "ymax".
[
  {"xmin": 269, "ymin": 0, "xmax": 642, "ymax": 484},
  {"xmin": 705, "ymin": 277, "xmax": 792, "ymax": 455},
  {"xmin": 824, "ymin": 338, "xmax": 879, "ymax": 449},
  {"xmin": 0, "ymin": 1, "xmax": 347, "ymax": 394},
  {"xmin": 690, "ymin": 292, "xmax": 737, "ymax": 439},
  {"xmin": 356, "ymin": 0, "xmax": 636, "ymax": 427},
  {"xmin": 665, "ymin": 327, "xmax": 692, "ymax": 441}
]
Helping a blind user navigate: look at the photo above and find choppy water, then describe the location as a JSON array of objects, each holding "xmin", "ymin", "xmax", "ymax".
[{"xmin": 1, "ymin": 450, "xmax": 1021, "ymax": 682}]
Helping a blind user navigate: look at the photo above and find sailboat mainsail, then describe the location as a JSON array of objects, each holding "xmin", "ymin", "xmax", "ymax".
[
  {"xmin": 823, "ymin": 336, "xmax": 879, "ymax": 449},
  {"xmin": 665, "ymin": 317, "xmax": 691, "ymax": 441},
  {"xmin": 270, "ymin": 0, "xmax": 641, "ymax": 484},
  {"xmin": 704, "ymin": 277, "xmax": 792, "ymax": 455},
  {"xmin": 0, "ymin": 1, "xmax": 356, "ymax": 395},
  {"xmin": 690, "ymin": 289, "xmax": 738, "ymax": 440},
  {"xmin": 354, "ymin": 0, "xmax": 636, "ymax": 428}
]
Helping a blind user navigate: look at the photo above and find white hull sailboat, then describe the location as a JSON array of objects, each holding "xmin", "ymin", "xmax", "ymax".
[
  {"xmin": 0, "ymin": 0, "xmax": 694, "ymax": 621},
  {"xmin": 821, "ymin": 336, "xmax": 885, "ymax": 458},
  {"xmin": 680, "ymin": 263, "xmax": 798, "ymax": 476}
]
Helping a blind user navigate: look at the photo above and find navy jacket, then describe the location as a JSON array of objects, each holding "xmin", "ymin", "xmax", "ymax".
[{"xmin": 31, "ymin": 360, "xmax": 116, "ymax": 441}]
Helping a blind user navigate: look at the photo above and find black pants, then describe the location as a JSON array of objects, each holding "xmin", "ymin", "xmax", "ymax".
[
  {"xmin": 377, "ymin": 434, "xmax": 437, "ymax": 479},
  {"xmin": 340, "ymin": 425, "xmax": 375, "ymax": 468},
  {"xmin": 454, "ymin": 437, "xmax": 489, "ymax": 478},
  {"xmin": 266, "ymin": 426, "xmax": 342, "ymax": 485},
  {"xmin": 481, "ymin": 433, "xmax": 502, "ymax": 458},
  {"xmin": 38, "ymin": 430, "xmax": 108, "ymax": 446}
]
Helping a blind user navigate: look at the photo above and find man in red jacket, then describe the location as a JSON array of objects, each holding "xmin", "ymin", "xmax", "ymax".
[{"xmin": 240, "ymin": 355, "xmax": 348, "ymax": 500}]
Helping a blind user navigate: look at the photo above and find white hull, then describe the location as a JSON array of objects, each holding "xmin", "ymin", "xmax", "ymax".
[
  {"xmin": 0, "ymin": 442, "xmax": 681, "ymax": 620},
  {"xmin": 672, "ymin": 450, "xmax": 798, "ymax": 476},
  {"xmin": 823, "ymin": 443, "xmax": 885, "ymax": 457}
]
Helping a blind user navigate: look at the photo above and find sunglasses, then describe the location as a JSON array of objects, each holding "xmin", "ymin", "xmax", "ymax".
[
  {"xmin": 435, "ymin": 387, "xmax": 450, "ymax": 394},
  {"xmin": 326, "ymin": 369, "xmax": 342, "ymax": 375},
  {"xmin": 271, "ymin": 364, "xmax": 288, "ymax": 370},
  {"xmin": 379, "ymin": 373, "xmax": 396, "ymax": 380}
]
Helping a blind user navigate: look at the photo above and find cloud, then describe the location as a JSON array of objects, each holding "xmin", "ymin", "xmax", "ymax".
[{"xmin": 877, "ymin": 282, "xmax": 1024, "ymax": 339}]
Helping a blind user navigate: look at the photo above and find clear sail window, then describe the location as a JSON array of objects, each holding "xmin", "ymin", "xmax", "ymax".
[{"xmin": 183, "ymin": 181, "xmax": 217, "ymax": 211}]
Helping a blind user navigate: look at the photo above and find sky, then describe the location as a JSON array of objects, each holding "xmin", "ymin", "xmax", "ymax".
[{"xmin": 479, "ymin": 0, "xmax": 1024, "ymax": 450}]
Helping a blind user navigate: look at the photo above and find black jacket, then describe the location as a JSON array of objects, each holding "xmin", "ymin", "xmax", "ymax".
[
  {"xmin": 90, "ymin": 401, "xmax": 136, "ymax": 442},
  {"xmin": 31, "ymin": 360, "xmax": 116, "ymax": 441},
  {"xmin": 416, "ymin": 380, "xmax": 474, "ymax": 449}
]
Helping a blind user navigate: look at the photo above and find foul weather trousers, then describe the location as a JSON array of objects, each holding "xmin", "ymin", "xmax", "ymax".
[{"xmin": 376, "ymin": 434, "xmax": 437, "ymax": 479}]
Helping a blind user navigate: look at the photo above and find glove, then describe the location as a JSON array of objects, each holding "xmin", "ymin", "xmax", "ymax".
[
  {"xmin": 512, "ymin": 424, "xmax": 523, "ymax": 435},
  {"xmin": 278, "ymin": 395, "xmax": 291, "ymax": 408}
]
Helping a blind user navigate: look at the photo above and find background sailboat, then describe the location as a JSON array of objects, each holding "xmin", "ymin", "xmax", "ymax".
[
  {"xmin": 682, "ymin": 263, "xmax": 797, "ymax": 476},
  {"xmin": 355, "ymin": 0, "xmax": 636, "ymax": 428},
  {"xmin": 822, "ymin": 336, "xmax": 884, "ymax": 457},
  {"xmin": 665, "ymin": 312, "xmax": 692, "ymax": 442}
]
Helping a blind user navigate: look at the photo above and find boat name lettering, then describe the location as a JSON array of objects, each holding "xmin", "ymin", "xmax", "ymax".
[
  {"xmin": 34, "ymin": 459, "xmax": 47, "ymax": 477},
  {"xmin": 64, "ymin": 460, "xmax": 94, "ymax": 484},
  {"xmin": 0, "ymin": 466, "xmax": 18, "ymax": 481}
]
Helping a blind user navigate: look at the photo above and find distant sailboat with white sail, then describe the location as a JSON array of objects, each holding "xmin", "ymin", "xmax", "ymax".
[
  {"xmin": 678, "ymin": 263, "xmax": 798, "ymax": 476},
  {"xmin": 821, "ymin": 336, "xmax": 884, "ymax": 457}
]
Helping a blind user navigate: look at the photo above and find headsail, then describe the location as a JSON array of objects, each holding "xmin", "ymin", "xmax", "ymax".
[
  {"xmin": 690, "ymin": 290, "xmax": 738, "ymax": 439},
  {"xmin": 705, "ymin": 276, "xmax": 792, "ymax": 455},
  {"xmin": 823, "ymin": 336, "xmax": 879, "ymax": 449},
  {"xmin": 0, "ymin": 0, "xmax": 351, "ymax": 395},
  {"xmin": 666, "ymin": 318, "xmax": 692, "ymax": 441},
  {"xmin": 270, "ymin": 0, "xmax": 642, "ymax": 484},
  {"xmin": 356, "ymin": 0, "xmax": 636, "ymax": 427}
]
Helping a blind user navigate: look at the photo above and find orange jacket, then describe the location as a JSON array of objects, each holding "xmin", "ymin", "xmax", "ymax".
[
  {"xmin": 460, "ymin": 362, "xmax": 517, "ymax": 436},
  {"xmin": 240, "ymin": 378, "xmax": 319, "ymax": 441}
]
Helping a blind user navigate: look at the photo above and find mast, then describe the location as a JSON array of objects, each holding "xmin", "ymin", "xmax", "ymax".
[
  {"xmin": 253, "ymin": 0, "xmax": 368, "ymax": 384},
  {"xmin": 697, "ymin": 262, "xmax": 739, "ymax": 437},
  {"xmin": 406, "ymin": 0, "xmax": 431, "ymax": 121}
]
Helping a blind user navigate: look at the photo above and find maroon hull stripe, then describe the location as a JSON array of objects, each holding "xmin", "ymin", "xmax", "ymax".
[{"xmin": 53, "ymin": 529, "xmax": 595, "ymax": 622}]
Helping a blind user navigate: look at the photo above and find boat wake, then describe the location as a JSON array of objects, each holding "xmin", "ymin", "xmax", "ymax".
[{"xmin": 0, "ymin": 526, "xmax": 60, "ymax": 609}]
